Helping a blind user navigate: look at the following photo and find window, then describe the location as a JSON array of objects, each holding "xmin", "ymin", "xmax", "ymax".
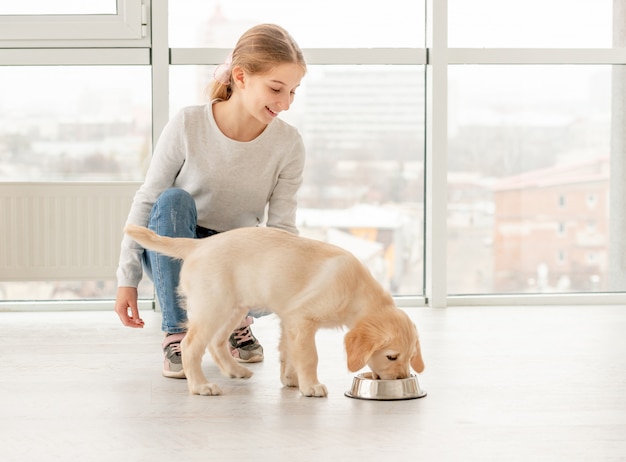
[
  {"xmin": 2, "ymin": 0, "xmax": 626, "ymax": 308},
  {"xmin": 448, "ymin": 64, "xmax": 619, "ymax": 295},
  {"xmin": 0, "ymin": 0, "xmax": 150, "ymax": 305},
  {"xmin": 168, "ymin": 0, "xmax": 425, "ymax": 48},
  {"xmin": 587, "ymin": 194, "xmax": 598, "ymax": 208},
  {"xmin": 168, "ymin": 1, "xmax": 427, "ymax": 296},
  {"xmin": 0, "ymin": 66, "xmax": 151, "ymax": 181},
  {"xmin": 0, "ymin": 1, "xmax": 116, "ymax": 15},
  {"xmin": 449, "ymin": 0, "xmax": 612, "ymax": 48},
  {"xmin": 0, "ymin": 0, "xmax": 145, "ymax": 43}
]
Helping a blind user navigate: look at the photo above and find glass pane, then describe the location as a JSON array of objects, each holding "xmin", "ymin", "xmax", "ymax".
[
  {"xmin": 169, "ymin": 0, "xmax": 426, "ymax": 48},
  {"xmin": 0, "ymin": 66, "xmax": 152, "ymax": 181},
  {"xmin": 0, "ymin": 0, "xmax": 116, "ymax": 15},
  {"xmin": 447, "ymin": 65, "xmax": 621, "ymax": 294},
  {"xmin": 449, "ymin": 0, "xmax": 614, "ymax": 48},
  {"xmin": 170, "ymin": 65, "xmax": 425, "ymax": 295}
]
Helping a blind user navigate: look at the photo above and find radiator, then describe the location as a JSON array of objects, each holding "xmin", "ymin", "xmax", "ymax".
[{"xmin": 0, "ymin": 182, "xmax": 140, "ymax": 281}]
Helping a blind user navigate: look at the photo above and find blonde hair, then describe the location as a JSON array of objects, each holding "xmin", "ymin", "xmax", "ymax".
[{"xmin": 209, "ymin": 24, "xmax": 306, "ymax": 101}]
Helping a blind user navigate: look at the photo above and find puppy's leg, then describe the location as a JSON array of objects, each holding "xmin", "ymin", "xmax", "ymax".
[
  {"xmin": 208, "ymin": 336, "xmax": 254, "ymax": 380},
  {"xmin": 279, "ymin": 321, "xmax": 298, "ymax": 388},
  {"xmin": 290, "ymin": 322, "xmax": 327, "ymax": 397},
  {"xmin": 206, "ymin": 310, "xmax": 254, "ymax": 380},
  {"xmin": 181, "ymin": 325, "xmax": 222, "ymax": 396}
]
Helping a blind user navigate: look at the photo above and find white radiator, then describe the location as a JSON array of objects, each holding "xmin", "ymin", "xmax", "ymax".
[{"xmin": 0, "ymin": 182, "xmax": 140, "ymax": 281}]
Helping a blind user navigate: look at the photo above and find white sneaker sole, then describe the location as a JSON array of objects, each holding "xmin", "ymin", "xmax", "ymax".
[
  {"xmin": 233, "ymin": 353, "xmax": 264, "ymax": 363},
  {"xmin": 162, "ymin": 367, "xmax": 186, "ymax": 379}
]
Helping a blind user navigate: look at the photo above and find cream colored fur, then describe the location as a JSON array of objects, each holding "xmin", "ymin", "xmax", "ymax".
[{"xmin": 124, "ymin": 224, "xmax": 425, "ymax": 397}]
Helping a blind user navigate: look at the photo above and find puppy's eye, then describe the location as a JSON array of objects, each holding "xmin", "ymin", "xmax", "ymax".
[{"xmin": 386, "ymin": 355, "xmax": 398, "ymax": 361}]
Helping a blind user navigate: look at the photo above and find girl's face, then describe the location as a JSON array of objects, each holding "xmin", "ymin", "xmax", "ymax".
[{"xmin": 235, "ymin": 62, "xmax": 305, "ymax": 125}]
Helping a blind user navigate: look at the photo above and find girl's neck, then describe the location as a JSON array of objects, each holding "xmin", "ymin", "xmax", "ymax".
[{"xmin": 212, "ymin": 98, "xmax": 267, "ymax": 142}]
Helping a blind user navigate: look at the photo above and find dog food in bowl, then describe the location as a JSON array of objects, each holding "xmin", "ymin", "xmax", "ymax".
[{"xmin": 345, "ymin": 372, "xmax": 426, "ymax": 401}]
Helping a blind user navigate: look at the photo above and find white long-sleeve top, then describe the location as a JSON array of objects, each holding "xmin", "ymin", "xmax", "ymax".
[{"xmin": 116, "ymin": 101, "xmax": 305, "ymax": 288}]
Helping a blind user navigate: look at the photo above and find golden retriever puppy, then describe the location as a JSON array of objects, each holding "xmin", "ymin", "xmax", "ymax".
[{"xmin": 124, "ymin": 224, "xmax": 424, "ymax": 397}]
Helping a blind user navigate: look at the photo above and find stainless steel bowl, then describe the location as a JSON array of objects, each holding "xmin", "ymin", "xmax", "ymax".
[{"xmin": 345, "ymin": 372, "xmax": 427, "ymax": 401}]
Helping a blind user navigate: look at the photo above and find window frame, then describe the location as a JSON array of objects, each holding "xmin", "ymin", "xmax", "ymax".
[{"xmin": 0, "ymin": 0, "xmax": 148, "ymax": 46}]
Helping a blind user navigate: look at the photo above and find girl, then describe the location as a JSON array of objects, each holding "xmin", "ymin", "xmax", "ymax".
[{"xmin": 114, "ymin": 24, "xmax": 307, "ymax": 379}]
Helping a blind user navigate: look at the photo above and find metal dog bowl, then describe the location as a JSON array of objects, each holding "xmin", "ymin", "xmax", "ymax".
[{"xmin": 345, "ymin": 372, "xmax": 427, "ymax": 401}]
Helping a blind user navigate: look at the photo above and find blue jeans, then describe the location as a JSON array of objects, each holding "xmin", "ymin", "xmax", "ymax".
[{"xmin": 142, "ymin": 188, "xmax": 218, "ymax": 334}]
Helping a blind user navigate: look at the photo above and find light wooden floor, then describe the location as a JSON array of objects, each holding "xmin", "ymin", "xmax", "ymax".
[{"xmin": 1, "ymin": 305, "xmax": 625, "ymax": 462}]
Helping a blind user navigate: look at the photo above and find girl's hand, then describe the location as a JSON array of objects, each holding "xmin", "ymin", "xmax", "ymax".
[{"xmin": 114, "ymin": 287, "xmax": 144, "ymax": 328}]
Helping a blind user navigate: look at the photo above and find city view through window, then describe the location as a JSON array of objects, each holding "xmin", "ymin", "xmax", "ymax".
[
  {"xmin": 448, "ymin": 65, "xmax": 615, "ymax": 294},
  {"xmin": 0, "ymin": 0, "xmax": 623, "ymax": 301}
]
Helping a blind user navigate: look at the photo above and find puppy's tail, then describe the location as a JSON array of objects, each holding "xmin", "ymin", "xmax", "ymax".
[{"xmin": 124, "ymin": 224, "xmax": 198, "ymax": 260}]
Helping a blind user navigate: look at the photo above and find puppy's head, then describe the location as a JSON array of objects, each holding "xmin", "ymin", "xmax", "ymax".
[{"xmin": 344, "ymin": 308, "xmax": 424, "ymax": 380}]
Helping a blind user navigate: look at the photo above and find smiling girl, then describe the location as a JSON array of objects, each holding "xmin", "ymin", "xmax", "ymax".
[{"xmin": 114, "ymin": 24, "xmax": 307, "ymax": 378}]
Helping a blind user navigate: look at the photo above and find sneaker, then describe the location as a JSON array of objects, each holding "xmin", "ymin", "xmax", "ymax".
[
  {"xmin": 162, "ymin": 332, "xmax": 186, "ymax": 379},
  {"xmin": 229, "ymin": 316, "xmax": 264, "ymax": 363}
]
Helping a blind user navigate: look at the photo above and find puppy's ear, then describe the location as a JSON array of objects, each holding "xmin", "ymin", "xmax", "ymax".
[
  {"xmin": 344, "ymin": 319, "xmax": 382, "ymax": 372},
  {"xmin": 411, "ymin": 335, "xmax": 425, "ymax": 373}
]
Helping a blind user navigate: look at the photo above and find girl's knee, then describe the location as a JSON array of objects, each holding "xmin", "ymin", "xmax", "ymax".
[
  {"xmin": 157, "ymin": 188, "xmax": 194, "ymax": 208},
  {"xmin": 149, "ymin": 188, "xmax": 198, "ymax": 236}
]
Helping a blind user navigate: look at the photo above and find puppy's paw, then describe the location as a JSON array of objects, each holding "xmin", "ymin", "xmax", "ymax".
[
  {"xmin": 281, "ymin": 374, "xmax": 299, "ymax": 388},
  {"xmin": 280, "ymin": 361, "xmax": 298, "ymax": 387},
  {"xmin": 300, "ymin": 383, "xmax": 328, "ymax": 398},
  {"xmin": 189, "ymin": 382, "xmax": 223, "ymax": 396},
  {"xmin": 227, "ymin": 364, "xmax": 253, "ymax": 379}
]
